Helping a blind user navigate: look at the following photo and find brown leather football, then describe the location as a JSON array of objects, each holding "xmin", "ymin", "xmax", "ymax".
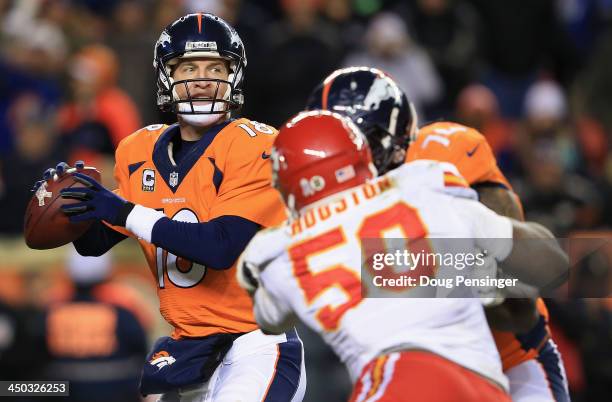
[{"xmin": 24, "ymin": 167, "xmax": 101, "ymax": 250}]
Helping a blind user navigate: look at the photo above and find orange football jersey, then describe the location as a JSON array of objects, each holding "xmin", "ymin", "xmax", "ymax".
[
  {"xmin": 112, "ymin": 118, "xmax": 286, "ymax": 339},
  {"xmin": 406, "ymin": 122, "xmax": 512, "ymax": 189},
  {"xmin": 406, "ymin": 121, "xmax": 550, "ymax": 371}
]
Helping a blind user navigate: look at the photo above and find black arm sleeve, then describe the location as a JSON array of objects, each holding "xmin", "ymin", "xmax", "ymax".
[
  {"xmin": 151, "ymin": 215, "xmax": 261, "ymax": 270},
  {"xmin": 73, "ymin": 220, "xmax": 128, "ymax": 256}
]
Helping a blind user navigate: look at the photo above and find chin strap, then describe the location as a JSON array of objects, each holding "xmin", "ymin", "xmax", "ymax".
[{"xmin": 177, "ymin": 112, "xmax": 226, "ymax": 127}]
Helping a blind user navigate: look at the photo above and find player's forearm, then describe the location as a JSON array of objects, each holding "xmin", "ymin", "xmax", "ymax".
[
  {"xmin": 73, "ymin": 220, "xmax": 128, "ymax": 256},
  {"xmin": 501, "ymin": 221, "xmax": 569, "ymax": 290},
  {"xmin": 126, "ymin": 205, "xmax": 260, "ymax": 269}
]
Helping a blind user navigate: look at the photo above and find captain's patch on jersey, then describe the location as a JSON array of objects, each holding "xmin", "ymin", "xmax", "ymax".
[{"xmin": 142, "ymin": 169, "xmax": 156, "ymax": 192}]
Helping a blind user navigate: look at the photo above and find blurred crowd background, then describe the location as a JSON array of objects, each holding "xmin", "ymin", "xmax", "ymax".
[{"xmin": 0, "ymin": 0, "xmax": 611, "ymax": 401}]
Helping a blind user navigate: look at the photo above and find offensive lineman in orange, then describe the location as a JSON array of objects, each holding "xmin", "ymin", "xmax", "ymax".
[
  {"xmin": 307, "ymin": 67, "xmax": 569, "ymax": 402},
  {"xmin": 34, "ymin": 13, "xmax": 305, "ymax": 402}
]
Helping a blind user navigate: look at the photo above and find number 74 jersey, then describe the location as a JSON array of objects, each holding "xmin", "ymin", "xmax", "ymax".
[{"xmin": 242, "ymin": 160, "xmax": 512, "ymax": 389}]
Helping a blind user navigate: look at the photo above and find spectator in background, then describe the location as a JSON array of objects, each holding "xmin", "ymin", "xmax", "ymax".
[
  {"xmin": 107, "ymin": 0, "xmax": 158, "ymax": 125},
  {"xmin": 0, "ymin": 0, "xmax": 10, "ymax": 17},
  {"xmin": 515, "ymin": 143, "xmax": 601, "ymax": 235},
  {"xmin": 525, "ymin": 78, "xmax": 609, "ymax": 181},
  {"xmin": 401, "ymin": 0, "xmax": 481, "ymax": 117},
  {"xmin": 521, "ymin": 80, "xmax": 578, "ymax": 172},
  {"xmin": 0, "ymin": 271, "xmax": 48, "ymax": 391},
  {"xmin": 2, "ymin": 0, "xmax": 69, "ymax": 74},
  {"xmin": 468, "ymin": 0, "xmax": 579, "ymax": 118},
  {"xmin": 579, "ymin": 29, "xmax": 612, "ymax": 136},
  {"xmin": 556, "ymin": 0, "xmax": 605, "ymax": 59},
  {"xmin": 0, "ymin": 93, "xmax": 64, "ymax": 234},
  {"xmin": 63, "ymin": 0, "xmax": 113, "ymax": 48},
  {"xmin": 57, "ymin": 44, "xmax": 141, "ymax": 184},
  {"xmin": 343, "ymin": 12, "xmax": 443, "ymax": 119},
  {"xmin": 0, "ymin": 0, "xmax": 66, "ymax": 155},
  {"xmin": 320, "ymin": 0, "xmax": 365, "ymax": 53},
  {"xmin": 153, "ymin": 0, "xmax": 188, "ymax": 33},
  {"xmin": 187, "ymin": 0, "xmax": 275, "ymax": 122},
  {"xmin": 555, "ymin": 299, "xmax": 612, "ymax": 402},
  {"xmin": 42, "ymin": 248, "xmax": 151, "ymax": 402},
  {"xmin": 514, "ymin": 80, "xmax": 601, "ymax": 235},
  {"xmin": 255, "ymin": 0, "xmax": 342, "ymax": 126},
  {"xmin": 455, "ymin": 84, "xmax": 516, "ymax": 173}
]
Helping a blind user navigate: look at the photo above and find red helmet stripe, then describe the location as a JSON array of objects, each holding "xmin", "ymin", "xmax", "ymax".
[{"xmin": 197, "ymin": 13, "xmax": 202, "ymax": 33}]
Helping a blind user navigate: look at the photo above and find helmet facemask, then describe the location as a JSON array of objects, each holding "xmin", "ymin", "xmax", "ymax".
[
  {"xmin": 363, "ymin": 101, "xmax": 418, "ymax": 174},
  {"xmin": 153, "ymin": 14, "xmax": 248, "ymax": 126},
  {"xmin": 362, "ymin": 124, "xmax": 408, "ymax": 174},
  {"xmin": 155, "ymin": 52, "xmax": 245, "ymax": 124}
]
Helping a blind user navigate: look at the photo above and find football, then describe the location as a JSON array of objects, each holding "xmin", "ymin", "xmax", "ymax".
[{"xmin": 24, "ymin": 167, "xmax": 101, "ymax": 250}]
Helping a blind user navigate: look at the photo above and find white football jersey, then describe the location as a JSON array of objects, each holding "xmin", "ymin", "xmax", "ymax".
[{"xmin": 241, "ymin": 160, "xmax": 513, "ymax": 388}]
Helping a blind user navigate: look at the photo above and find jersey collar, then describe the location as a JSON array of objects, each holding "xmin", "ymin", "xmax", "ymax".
[{"xmin": 152, "ymin": 119, "xmax": 234, "ymax": 193}]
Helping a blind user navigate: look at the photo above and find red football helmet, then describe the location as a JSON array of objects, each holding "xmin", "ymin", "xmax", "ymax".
[{"xmin": 273, "ymin": 110, "xmax": 377, "ymax": 214}]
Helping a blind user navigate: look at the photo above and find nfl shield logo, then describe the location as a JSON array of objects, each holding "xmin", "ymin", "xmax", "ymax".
[{"xmin": 169, "ymin": 172, "xmax": 179, "ymax": 187}]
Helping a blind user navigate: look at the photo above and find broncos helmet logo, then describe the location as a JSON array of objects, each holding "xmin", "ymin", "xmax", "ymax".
[
  {"xmin": 331, "ymin": 77, "xmax": 395, "ymax": 117},
  {"xmin": 153, "ymin": 31, "xmax": 172, "ymax": 68},
  {"xmin": 362, "ymin": 77, "xmax": 395, "ymax": 111}
]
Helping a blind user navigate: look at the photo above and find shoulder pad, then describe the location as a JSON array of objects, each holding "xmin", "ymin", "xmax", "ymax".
[
  {"xmin": 416, "ymin": 122, "xmax": 485, "ymax": 150},
  {"xmin": 391, "ymin": 161, "xmax": 477, "ymax": 200},
  {"xmin": 230, "ymin": 119, "xmax": 278, "ymax": 141}
]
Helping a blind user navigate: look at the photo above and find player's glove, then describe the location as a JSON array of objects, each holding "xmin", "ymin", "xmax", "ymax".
[
  {"xmin": 60, "ymin": 172, "xmax": 135, "ymax": 227},
  {"xmin": 31, "ymin": 161, "xmax": 82, "ymax": 192}
]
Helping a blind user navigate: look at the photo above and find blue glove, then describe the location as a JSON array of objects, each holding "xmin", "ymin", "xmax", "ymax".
[
  {"xmin": 60, "ymin": 172, "xmax": 135, "ymax": 226},
  {"xmin": 32, "ymin": 161, "xmax": 81, "ymax": 192}
]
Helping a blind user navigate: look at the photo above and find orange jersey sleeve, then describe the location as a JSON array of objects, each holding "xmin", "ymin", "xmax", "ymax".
[
  {"xmin": 208, "ymin": 119, "xmax": 287, "ymax": 228},
  {"xmin": 406, "ymin": 122, "xmax": 511, "ymax": 189}
]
